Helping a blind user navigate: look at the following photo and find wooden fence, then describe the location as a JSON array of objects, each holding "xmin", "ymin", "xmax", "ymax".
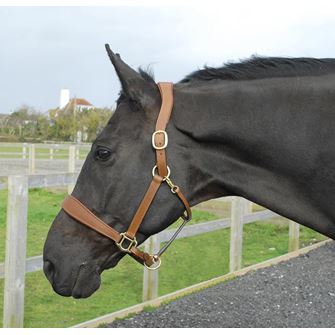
[
  {"xmin": 0, "ymin": 143, "xmax": 91, "ymax": 174},
  {"xmin": 0, "ymin": 172, "xmax": 300, "ymax": 328}
]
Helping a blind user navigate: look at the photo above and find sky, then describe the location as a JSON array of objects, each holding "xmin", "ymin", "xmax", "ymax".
[{"xmin": 1, "ymin": 1, "xmax": 335, "ymax": 114}]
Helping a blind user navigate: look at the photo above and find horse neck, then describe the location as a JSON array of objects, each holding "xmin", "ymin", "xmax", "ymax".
[
  {"xmin": 173, "ymin": 74, "xmax": 335, "ymax": 224},
  {"xmin": 173, "ymin": 79, "xmax": 276, "ymax": 204}
]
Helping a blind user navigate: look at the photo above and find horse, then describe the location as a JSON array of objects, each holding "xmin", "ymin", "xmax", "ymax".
[{"xmin": 43, "ymin": 45, "xmax": 335, "ymax": 299}]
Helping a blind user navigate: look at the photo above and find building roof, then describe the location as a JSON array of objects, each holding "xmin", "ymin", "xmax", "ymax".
[
  {"xmin": 60, "ymin": 98, "xmax": 94, "ymax": 114},
  {"xmin": 69, "ymin": 98, "xmax": 93, "ymax": 107}
]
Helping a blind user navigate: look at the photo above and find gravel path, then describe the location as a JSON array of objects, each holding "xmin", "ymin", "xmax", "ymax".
[{"xmin": 108, "ymin": 241, "xmax": 335, "ymax": 328}]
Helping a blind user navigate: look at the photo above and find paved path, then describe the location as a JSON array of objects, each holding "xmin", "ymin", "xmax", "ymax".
[{"xmin": 109, "ymin": 241, "xmax": 335, "ymax": 328}]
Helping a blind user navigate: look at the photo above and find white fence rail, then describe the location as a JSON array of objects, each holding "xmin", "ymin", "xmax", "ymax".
[
  {"xmin": 0, "ymin": 142, "xmax": 91, "ymax": 162},
  {"xmin": 0, "ymin": 143, "xmax": 91, "ymax": 176},
  {"xmin": 0, "ymin": 172, "xmax": 299, "ymax": 327}
]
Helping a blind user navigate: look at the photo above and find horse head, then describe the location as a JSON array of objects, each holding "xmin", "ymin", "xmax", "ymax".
[{"xmin": 43, "ymin": 46, "xmax": 197, "ymax": 298}]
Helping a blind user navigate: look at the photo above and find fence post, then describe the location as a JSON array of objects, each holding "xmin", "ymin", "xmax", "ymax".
[
  {"xmin": 28, "ymin": 144, "xmax": 35, "ymax": 174},
  {"xmin": 229, "ymin": 197, "xmax": 244, "ymax": 272},
  {"xmin": 142, "ymin": 235, "xmax": 160, "ymax": 301},
  {"xmin": 288, "ymin": 220, "xmax": 300, "ymax": 252},
  {"xmin": 49, "ymin": 147, "xmax": 54, "ymax": 160},
  {"xmin": 68, "ymin": 145, "xmax": 76, "ymax": 194},
  {"xmin": 3, "ymin": 175, "xmax": 28, "ymax": 328},
  {"xmin": 22, "ymin": 143, "xmax": 27, "ymax": 160},
  {"xmin": 242, "ymin": 198, "xmax": 252, "ymax": 215}
]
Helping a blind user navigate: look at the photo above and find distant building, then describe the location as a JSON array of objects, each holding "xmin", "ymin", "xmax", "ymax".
[
  {"xmin": 54, "ymin": 89, "xmax": 95, "ymax": 117},
  {"xmin": 53, "ymin": 89, "xmax": 95, "ymax": 143},
  {"xmin": 63, "ymin": 98, "xmax": 95, "ymax": 112},
  {"xmin": 59, "ymin": 89, "xmax": 70, "ymax": 109}
]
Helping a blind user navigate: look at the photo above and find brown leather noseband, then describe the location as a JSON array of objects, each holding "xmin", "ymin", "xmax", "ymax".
[{"xmin": 62, "ymin": 82, "xmax": 192, "ymax": 270}]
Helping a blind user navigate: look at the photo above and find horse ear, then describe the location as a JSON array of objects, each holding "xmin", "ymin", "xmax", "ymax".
[{"xmin": 105, "ymin": 44, "xmax": 158, "ymax": 111}]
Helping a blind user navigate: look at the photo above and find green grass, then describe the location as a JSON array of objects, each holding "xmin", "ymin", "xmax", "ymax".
[
  {"xmin": 0, "ymin": 189, "xmax": 327, "ymax": 327},
  {"xmin": 0, "ymin": 188, "xmax": 66, "ymax": 262}
]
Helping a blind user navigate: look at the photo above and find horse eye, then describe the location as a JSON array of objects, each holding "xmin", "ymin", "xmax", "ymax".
[{"xmin": 94, "ymin": 147, "xmax": 112, "ymax": 161}]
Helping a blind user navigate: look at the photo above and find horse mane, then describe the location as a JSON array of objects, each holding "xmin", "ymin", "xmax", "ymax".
[
  {"xmin": 117, "ymin": 56, "xmax": 335, "ymax": 103},
  {"xmin": 179, "ymin": 56, "xmax": 335, "ymax": 83}
]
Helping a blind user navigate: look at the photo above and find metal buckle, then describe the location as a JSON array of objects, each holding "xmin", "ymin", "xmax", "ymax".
[
  {"xmin": 116, "ymin": 233, "xmax": 138, "ymax": 253},
  {"xmin": 152, "ymin": 130, "xmax": 168, "ymax": 150}
]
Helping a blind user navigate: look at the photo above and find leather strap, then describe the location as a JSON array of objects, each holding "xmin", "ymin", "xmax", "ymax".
[
  {"xmin": 62, "ymin": 195, "xmax": 155, "ymax": 267},
  {"xmin": 125, "ymin": 175, "xmax": 163, "ymax": 239},
  {"xmin": 61, "ymin": 82, "xmax": 192, "ymax": 269},
  {"xmin": 154, "ymin": 82, "xmax": 173, "ymax": 177},
  {"xmin": 62, "ymin": 195, "xmax": 121, "ymax": 242}
]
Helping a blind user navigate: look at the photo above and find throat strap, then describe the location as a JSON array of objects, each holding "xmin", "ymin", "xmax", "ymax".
[
  {"xmin": 62, "ymin": 82, "xmax": 192, "ymax": 269},
  {"xmin": 125, "ymin": 175, "xmax": 164, "ymax": 239}
]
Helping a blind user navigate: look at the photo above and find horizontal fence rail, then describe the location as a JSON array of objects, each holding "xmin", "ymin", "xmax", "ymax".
[
  {"xmin": 0, "ymin": 172, "xmax": 79, "ymax": 191},
  {"xmin": 0, "ymin": 208, "xmax": 280, "ymax": 279},
  {"xmin": 0, "ymin": 142, "xmax": 92, "ymax": 149},
  {"xmin": 0, "ymin": 172, "xmax": 300, "ymax": 328},
  {"xmin": 0, "ymin": 143, "xmax": 91, "ymax": 175}
]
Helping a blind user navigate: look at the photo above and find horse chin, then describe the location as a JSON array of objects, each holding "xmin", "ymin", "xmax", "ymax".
[
  {"xmin": 70, "ymin": 252, "xmax": 125, "ymax": 299},
  {"xmin": 70, "ymin": 266, "xmax": 102, "ymax": 299},
  {"xmin": 102, "ymin": 249, "xmax": 126, "ymax": 270}
]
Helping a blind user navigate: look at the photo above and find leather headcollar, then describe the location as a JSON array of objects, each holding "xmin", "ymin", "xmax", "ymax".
[{"xmin": 62, "ymin": 82, "xmax": 192, "ymax": 269}]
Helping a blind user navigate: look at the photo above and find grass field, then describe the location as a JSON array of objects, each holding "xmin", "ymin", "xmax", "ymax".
[{"xmin": 0, "ymin": 188, "xmax": 327, "ymax": 327}]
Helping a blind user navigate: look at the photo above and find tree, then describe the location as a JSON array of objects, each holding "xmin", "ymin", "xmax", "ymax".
[
  {"xmin": 48, "ymin": 106, "xmax": 113, "ymax": 142},
  {"xmin": 78, "ymin": 108, "xmax": 112, "ymax": 142},
  {"xmin": 1, "ymin": 105, "xmax": 49, "ymax": 141},
  {"xmin": 1, "ymin": 104, "xmax": 114, "ymax": 142}
]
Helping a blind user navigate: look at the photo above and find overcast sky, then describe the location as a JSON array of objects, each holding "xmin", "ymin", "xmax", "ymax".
[{"xmin": 1, "ymin": 2, "xmax": 335, "ymax": 114}]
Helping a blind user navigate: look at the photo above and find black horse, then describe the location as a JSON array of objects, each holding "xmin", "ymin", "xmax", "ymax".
[{"xmin": 43, "ymin": 47, "xmax": 335, "ymax": 298}]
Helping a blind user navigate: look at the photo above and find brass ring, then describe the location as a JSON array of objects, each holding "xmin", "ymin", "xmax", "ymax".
[
  {"xmin": 152, "ymin": 165, "xmax": 170, "ymax": 178},
  {"xmin": 144, "ymin": 256, "xmax": 162, "ymax": 270}
]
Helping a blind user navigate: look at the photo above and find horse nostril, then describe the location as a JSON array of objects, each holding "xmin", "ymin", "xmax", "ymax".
[{"xmin": 43, "ymin": 260, "xmax": 55, "ymax": 283}]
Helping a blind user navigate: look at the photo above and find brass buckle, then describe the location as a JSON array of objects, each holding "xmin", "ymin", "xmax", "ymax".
[
  {"xmin": 152, "ymin": 130, "xmax": 168, "ymax": 150},
  {"xmin": 116, "ymin": 233, "xmax": 138, "ymax": 253}
]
